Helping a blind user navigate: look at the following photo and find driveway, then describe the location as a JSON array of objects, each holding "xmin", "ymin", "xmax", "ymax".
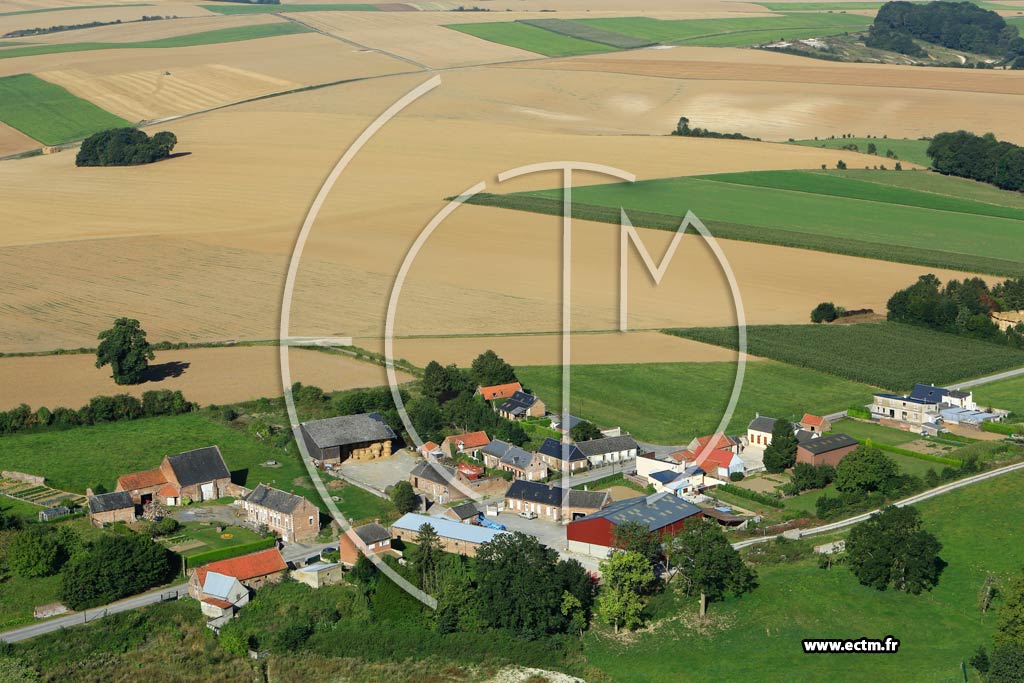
[{"xmin": 337, "ymin": 450, "xmax": 418, "ymax": 493}]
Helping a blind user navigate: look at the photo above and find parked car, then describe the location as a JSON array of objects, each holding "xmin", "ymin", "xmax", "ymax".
[{"xmin": 518, "ymin": 510, "xmax": 538, "ymax": 520}]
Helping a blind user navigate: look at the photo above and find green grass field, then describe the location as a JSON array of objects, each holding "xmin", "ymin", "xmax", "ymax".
[
  {"xmin": 0, "ymin": 21, "xmax": 310, "ymax": 62},
  {"xmin": 517, "ymin": 18, "xmax": 656, "ymax": 49},
  {"xmin": 0, "ymin": 74, "xmax": 130, "ymax": 145},
  {"xmin": 666, "ymin": 323, "xmax": 1024, "ymax": 392},
  {"xmin": 0, "ymin": 412, "xmax": 316, "ymax": 501},
  {"xmin": 578, "ymin": 13, "xmax": 870, "ymax": 46},
  {"xmin": 517, "ymin": 361, "xmax": 875, "ymax": 442},
  {"xmin": 971, "ymin": 373, "xmax": 1024, "ymax": 417},
  {"xmin": 585, "ymin": 468, "xmax": 1024, "ymax": 682},
  {"xmin": 169, "ymin": 523, "xmax": 265, "ymax": 558},
  {"xmin": 333, "ymin": 483, "xmax": 398, "ymax": 525},
  {"xmin": 466, "ymin": 168, "xmax": 1024, "ymax": 276},
  {"xmin": 200, "ymin": 3, "xmax": 379, "ymax": 14},
  {"xmin": 830, "ymin": 418, "xmax": 921, "ymax": 446},
  {"xmin": 445, "ymin": 21, "xmax": 616, "ymax": 57},
  {"xmin": 788, "ymin": 137, "xmax": 932, "ymax": 167}
]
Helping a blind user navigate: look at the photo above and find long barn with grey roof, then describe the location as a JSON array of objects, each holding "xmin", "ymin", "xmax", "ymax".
[
  {"xmin": 299, "ymin": 412, "xmax": 397, "ymax": 465},
  {"xmin": 505, "ymin": 480, "xmax": 609, "ymax": 522},
  {"xmin": 566, "ymin": 492, "xmax": 703, "ymax": 558},
  {"xmin": 574, "ymin": 434, "xmax": 639, "ymax": 467}
]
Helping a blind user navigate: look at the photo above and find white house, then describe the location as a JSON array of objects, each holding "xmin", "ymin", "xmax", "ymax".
[
  {"xmin": 746, "ymin": 415, "xmax": 778, "ymax": 448},
  {"xmin": 575, "ymin": 435, "xmax": 639, "ymax": 467}
]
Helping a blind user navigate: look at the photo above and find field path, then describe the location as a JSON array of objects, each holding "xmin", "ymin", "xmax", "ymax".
[
  {"xmin": 280, "ymin": 12, "xmax": 430, "ymax": 70},
  {"xmin": 946, "ymin": 366, "xmax": 1024, "ymax": 390}
]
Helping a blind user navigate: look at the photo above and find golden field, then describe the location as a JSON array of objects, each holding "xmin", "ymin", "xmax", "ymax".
[{"xmin": 0, "ymin": 346, "xmax": 411, "ymax": 411}]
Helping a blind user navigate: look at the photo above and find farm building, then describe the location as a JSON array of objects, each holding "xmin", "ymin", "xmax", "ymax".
[
  {"xmin": 538, "ymin": 437, "xmax": 589, "ymax": 473},
  {"xmin": 440, "ymin": 431, "xmax": 490, "ymax": 457},
  {"xmin": 410, "ymin": 461, "xmax": 469, "ymax": 504},
  {"xmin": 391, "ymin": 513, "xmax": 507, "ymax": 557},
  {"xmin": 241, "ymin": 484, "xmax": 320, "ymax": 543},
  {"xmin": 693, "ymin": 448, "xmax": 745, "ymax": 479},
  {"xmin": 444, "ymin": 502, "xmax": 480, "ymax": 523},
  {"xmin": 116, "ymin": 446, "xmax": 231, "ymax": 506},
  {"xmin": 480, "ymin": 439, "xmax": 546, "ymax": 481},
  {"xmin": 800, "ymin": 414, "xmax": 831, "ymax": 433},
  {"xmin": 497, "ymin": 391, "xmax": 545, "ymax": 420},
  {"xmin": 187, "ymin": 548, "xmax": 287, "ymax": 601},
  {"xmin": 476, "ymin": 382, "xmax": 523, "ymax": 402},
  {"xmin": 87, "ymin": 490, "xmax": 136, "ymax": 527},
  {"xmin": 292, "ymin": 562, "xmax": 344, "ymax": 589},
  {"xmin": 38, "ymin": 505, "xmax": 72, "ymax": 522},
  {"xmin": 940, "ymin": 407, "xmax": 1002, "ymax": 426},
  {"xmin": 299, "ymin": 413, "xmax": 396, "ymax": 466},
  {"xmin": 796, "ymin": 433, "xmax": 859, "ymax": 468},
  {"xmin": 504, "ymin": 480, "xmax": 609, "ymax": 522},
  {"xmin": 338, "ymin": 522, "xmax": 392, "ymax": 565},
  {"xmin": 575, "ymin": 435, "xmax": 640, "ymax": 467},
  {"xmin": 196, "ymin": 571, "xmax": 249, "ymax": 628},
  {"xmin": 566, "ymin": 492, "xmax": 703, "ymax": 558}
]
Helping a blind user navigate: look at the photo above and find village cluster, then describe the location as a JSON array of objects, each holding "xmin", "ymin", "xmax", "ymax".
[{"xmin": 79, "ymin": 379, "xmax": 1005, "ymax": 630}]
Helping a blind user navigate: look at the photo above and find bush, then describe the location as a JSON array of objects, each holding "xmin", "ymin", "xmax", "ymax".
[
  {"xmin": 718, "ymin": 483, "xmax": 783, "ymax": 508},
  {"xmin": 729, "ymin": 471, "xmax": 745, "ymax": 482},
  {"xmin": 810, "ymin": 302, "xmax": 839, "ymax": 324},
  {"xmin": 60, "ymin": 534, "xmax": 178, "ymax": 610}
]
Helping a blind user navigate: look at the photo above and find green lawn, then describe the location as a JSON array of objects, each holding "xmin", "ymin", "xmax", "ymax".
[
  {"xmin": 466, "ymin": 168, "xmax": 1024, "ymax": 277},
  {"xmin": 0, "ymin": 412, "xmax": 316, "ymax": 501},
  {"xmin": 0, "ymin": 74, "xmax": 130, "ymax": 145},
  {"xmin": 972, "ymin": 373, "xmax": 1024, "ymax": 418},
  {"xmin": 0, "ymin": 495, "xmax": 48, "ymax": 522},
  {"xmin": 585, "ymin": 468, "xmax": 1024, "ymax": 682},
  {"xmin": 168, "ymin": 523, "xmax": 265, "ymax": 558},
  {"xmin": 332, "ymin": 483, "xmax": 397, "ymax": 525},
  {"xmin": 517, "ymin": 361, "xmax": 875, "ymax": 443},
  {"xmin": 667, "ymin": 323, "xmax": 1024, "ymax": 392},
  {"xmin": 445, "ymin": 21, "xmax": 616, "ymax": 57},
  {"xmin": 201, "ymin": 3, "xmax": 379, "ymax": 14},
  {"xmin": 0, "ymin": 21, "xmax": 310, "ymax": 62},
  {"xmin": 578, "ymin": 13, "xmax": 870, "ymax": 46},
  {"xmin": 830, "ymin": 418, "xmax": 920, "ymax": 446},
  {"xmin": 0, "ymin": 573, "xmax": 63, "ymax": 630},
  {"xmin": 789, "ymin": 137, "xmax": 932, "ymax": 167}
]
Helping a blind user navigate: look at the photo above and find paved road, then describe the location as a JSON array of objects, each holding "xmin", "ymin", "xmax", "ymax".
[
  {"xmin": 0, "ymin": 582, "xmax": 188, "ymax": 643},
  {"xmin": 947, "ymin": 366, "xmax": 1024, "ymax": 390},
  {"xmin": 732, "ymin": 459, "xmax": 1024, "ymax": 550}
]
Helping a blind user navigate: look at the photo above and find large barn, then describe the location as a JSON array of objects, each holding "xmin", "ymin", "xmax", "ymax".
[{"xmin": 566, "ymin": 492, "xmax": 703, "ymax": 558}]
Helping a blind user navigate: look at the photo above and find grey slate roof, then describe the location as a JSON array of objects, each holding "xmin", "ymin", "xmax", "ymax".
[
  {"xmin": 500, "ymin": 445, "xmax": 536, "ymax": 471},
  {"xmin": 354, "ymin": 522, "xmax": 391, "ymax": 545},
  {"xmin": 505, "ymin": 480, "xmax": 609, "ymax": 510},
  {"xmin": 88, "ymin": 490, "xmax": 134, "ymax": 514},
  {"xmin": 499, "ymin": 391, "xmax": 538, "ymax": 416},
  {"xmin": 947, "ymin": 389, "xmax": 971, "ymax": 399},
  {"xmin": 799, "ymin": 433, "xmax": 858, "ymax": 455},
  {"xmin": 910, "ymin": 384, "xmax": 949, "ymax": 404},
  {"xmin": 480, "ymin": 439, "xmax": 515, "ymax": 459},
  {"xmin": 748, "ymin": 415, "xmax": 777, "ymax": 433},
  {"xmin": 410, "ymin": 461, "xmax": 457, "ymax": 487},
  {"xmin": 447, "ymin": 502, "xmax": 479, "ymax": 520},
  {"xmin": 300, "ymin": 412, "xmax": 396, "ymax": 450},
  {"xmin": 575, "ymin": 435, "xmax": 638, "ymax": 457},
  {"xmin": 166, "ymin": 446, "xmax": 230, "ymax": 488},
  {"xmin": 579, "ymin": 491, "xmax": 701, "ymax": 532},
  {"xmin": 243, "ymin": 484, "xmax": 305, "ymax": 514},
  {"xmin": 538, "ymin": 437, "xmax": 586, "ymax": 462},
  {"xmin": 649, "ymin": 470, "xmax": 679, "ymax": 485}
]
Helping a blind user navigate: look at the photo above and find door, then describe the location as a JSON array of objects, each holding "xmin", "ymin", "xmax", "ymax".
[{"xmin": 201, "ymin": 482, "xmax": 215, "ymax": 501}]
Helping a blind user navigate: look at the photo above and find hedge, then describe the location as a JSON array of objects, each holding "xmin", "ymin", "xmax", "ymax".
[
  {"xmin": 873, "ymin": 441, "xmax": 961, "ymax": 467},
  {"xmin": 717, "ymin": 483, "xmax": 784, "ymax": 508},
  {"xmin": 982, "ymin": 421, "xmax": 1021, "ymax": 436},
  {"xmin": 182, "ymin": 536, "xmax": 276, "ymax": 572}
]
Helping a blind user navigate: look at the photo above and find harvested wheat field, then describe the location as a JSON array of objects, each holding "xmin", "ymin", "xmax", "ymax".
[
  {"xmin": 0, "ymin": 346, "xmax": 410, "ymax": 411},
  {"xmin": 0, "ymin": 121, "xmax": 37, "ymax": 156},
  {"xmin": 0, "ymin": 4, "xmax": 213, "ymax": 36},
  {"xmin": 367, "ymin": 331, "xmax": 754, "ymax": 368},
  {"xmin": 2, "ymin": 13, "xmax": 274, "ymax": 46}
]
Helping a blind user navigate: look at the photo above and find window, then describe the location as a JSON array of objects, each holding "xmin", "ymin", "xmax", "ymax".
[{"xmin": 308, "ymin": 516, "xmax": 314, "ymax": 526}]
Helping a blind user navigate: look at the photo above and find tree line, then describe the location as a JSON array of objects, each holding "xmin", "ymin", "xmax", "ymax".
[
  {"xmin": 0, "ymin": 389, "xmax": 195, "ymax": 437},
  {"xmin": 866, "ymin": 1, "xmax": 1024, "ymax": 66},
  {"xmin": 887, "ymin": 274, "xmax": 1024, "ymax": 348},
  {"xmin": 672, "ymin": 116, "xmax": 759, "ymax": 141},
  {"xmin": 927, "ymin": 130, "xmax": 1024, "ymax": 192}
]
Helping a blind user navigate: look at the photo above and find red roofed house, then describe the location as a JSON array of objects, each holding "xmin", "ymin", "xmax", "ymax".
[
  {"xmin": 694, "ymin": 448, "xmax": 745, "ymax": 479},
  {"xmin": 669, "ymin": 434, "xmax": 741, "ymax": 467},
  {"xmin": 800, "ymin": 414, "xmax": 832, "ymax": 434},
  {"xmin": 441, "ymin": 431, "xmax": 490, "ymax": 458},
  {"xmin": 476, "ymin": 382, "xmax": 523, "ymax": 402},
  {"xmin": 117, "ymin": 446, "xmax": 231, "ymax": 506},
  {"xmin": 187, "ymin": 547, "xmax": 287, "ymax": 602},
  {"xmin": 419, "ymin": 441, "xmax": 442, "ymax": 457}
]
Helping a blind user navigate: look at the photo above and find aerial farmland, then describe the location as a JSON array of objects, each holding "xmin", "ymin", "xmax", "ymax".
[{"xmin": 2, "ymin": 0, "xmax": 1024, "ymax": 681}]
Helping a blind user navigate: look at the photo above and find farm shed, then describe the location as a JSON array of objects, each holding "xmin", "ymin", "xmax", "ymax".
[
  {"xmin": 299, "ymin": 413, "xmax": 396, "ymax": 466},
  {"xmin": 87, "ymin": 490, "xmax": 136, "ymax": 527},
  {"xmin": 391, "ymin": 513, "xmax": 507, "ymax": 557},
  {"xmin": 795, "ymin": 433, "xmax": 859, "ymax": 468},
  {"xmin": 566, "ymin": 492, "xmax": 703, "ymax": 558}
]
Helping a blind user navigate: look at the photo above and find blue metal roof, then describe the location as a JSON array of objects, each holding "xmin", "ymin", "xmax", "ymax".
[
  {"xmin": 393, "ymin": 513, "xmax": 508, "ymax": 545},
  {"xmin": 202, "ymin": 571, "xmax": 238, "ymax": 600},
  {"xmin": 649, "ymin": 470, "xmax": 679, "ymax": 484},
  {"xmin": 538, "ymin": 437, "xmax": 586, "ymax": 461}
]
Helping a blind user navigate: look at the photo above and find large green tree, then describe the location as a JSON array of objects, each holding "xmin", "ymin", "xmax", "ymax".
[
  {"xmin": 59, "ymin": 534, "xmax": 177, "ymax": 610},
  {"xmin": 570, "ymin": 420, "xmax": 603, "ymax": 442},
  {"xmin": 763, "ymin": 418, "xmax": 798, "ymax": 473},
  {"xmin": 595, "ymin": 551, "xmax": 652, "ymax": 633},
  {"xmin": 7, "ymin": 527, "xmax": 76, "ymax": 578},
  {"xmin": 612, "ymin": 520, "xmax": 662, "ymax": 568},
  {"xmin": 834, "ymin": 445, "xmax": 899, "ymax": 495},
  {"xmin": 390, "ymin": 480, "xmax": 418, "ymax": 514},
  {"xmin": 95, "ymin": 318, "xmax": 155, "ymax": 385},
  {"xmin": 846, "ymin": 506, "xmax": 943, "ymax": 594},
  {"xmin": 409, "ymin": 523, "xmax": 443, "ymax": 594},
  {"xmin": 996, "ymin": 571, "xmax": 1024, "ymax": 649},
  {"xmin": 470, "ymin": 350, "xmax": 517, "ymax": 387},
  {"xmin": 667, "ymin": 519, "xmax": 756, "ymax": 617}
]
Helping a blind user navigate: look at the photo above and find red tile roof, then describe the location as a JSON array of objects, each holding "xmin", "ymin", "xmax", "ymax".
[
  {"xmin": 693, "ymin": 434, "xmax": 734, "ymax": 452},
  {"xmin": 116, "ymin": 468, "xmax": 167, "ymax": 491},
  {"xmin": 443, "ymin": 431, "xmax": 490, "ymax": 449},
  {"xmin": 420, "ymin": 442, "xmax": 440, "ymax": 452},
  {"xmin": 695, "ymin": 448, "xmax": 737, "ymax": 471},
  {"xmin": 201, "ymin": 597, "xmax": 234, "ymax": 609},
  {"xmin": 476, "ymin": 382, "xmax": 523, "ymax": 401},
  {"xmin": 194, "ymin": 548, "xmax": 286, "ymax": 585},
  {"xmin": 802, "ymin": 414, "xmax": 826, "ymax": 427},
  {"xmin": 669, "ymin": 449, "xmax": 696, "ymax": 463},
  {"xmin": 158, "ymin": 483, "xmax": 179, "ymax": 498}
]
